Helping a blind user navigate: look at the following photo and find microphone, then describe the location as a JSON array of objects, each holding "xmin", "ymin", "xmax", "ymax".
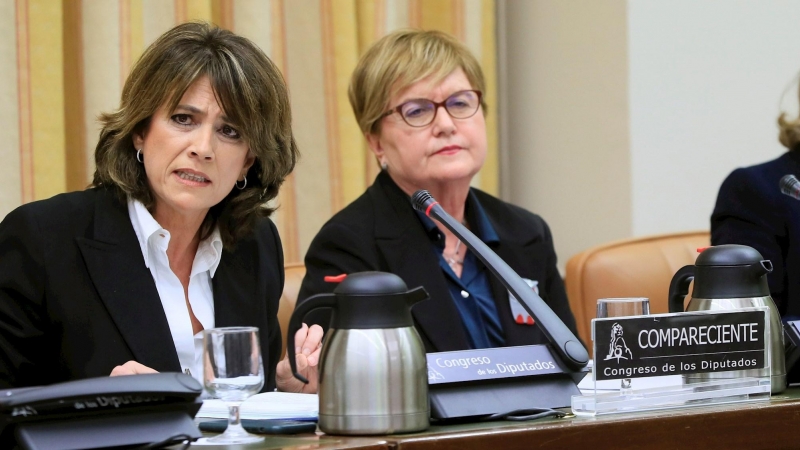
[
  {"xmin": 780, "ymin": 174, "xmax": 800, "ymax": 200},
  {"xmin": 411, "ymin": 190, "xmax": 589, "ymax": 371}
]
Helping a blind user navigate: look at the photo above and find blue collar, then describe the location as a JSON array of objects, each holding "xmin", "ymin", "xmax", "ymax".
[{"xmin": 413, "ymin": 190, "xmax": 500, "ymax": 246}]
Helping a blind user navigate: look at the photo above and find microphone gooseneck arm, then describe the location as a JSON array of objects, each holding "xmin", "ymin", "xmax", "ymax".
[{"xmin": 411, "ymin": 190, "xmax": 589, "ymax": 371}]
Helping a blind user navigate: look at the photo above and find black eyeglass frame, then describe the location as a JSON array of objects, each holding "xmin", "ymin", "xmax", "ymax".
[{"xmin": 380, "ymin": 90, "xmax": 483, "ymax": 127}]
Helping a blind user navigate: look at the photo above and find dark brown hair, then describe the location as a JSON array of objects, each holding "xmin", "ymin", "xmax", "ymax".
[{"xmin": 92, "ymin": 21, "xmax": 298, "ymax": 248}]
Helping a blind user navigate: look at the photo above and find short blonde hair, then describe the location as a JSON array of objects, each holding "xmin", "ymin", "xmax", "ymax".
[
  {"xmin": 778, "ymin": 108, "xmax": 800, "ymax": 151},
  {"xmin": 348, "ymin": 29, "xmax": 486, "ymax": 135},
  {"xmin": 93, "ymin": 22, "xmax": 298, "ymax": 248}
]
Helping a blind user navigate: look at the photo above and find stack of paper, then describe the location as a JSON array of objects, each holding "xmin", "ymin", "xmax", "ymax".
[{"xmin": 197, "ymin": 392, "xmax": 318, "ymax": 420}]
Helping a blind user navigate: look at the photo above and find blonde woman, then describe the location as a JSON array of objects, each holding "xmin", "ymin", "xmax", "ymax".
[{"xmin": 298, "ymin": 30, "xmax": 578, "ymax": 352}]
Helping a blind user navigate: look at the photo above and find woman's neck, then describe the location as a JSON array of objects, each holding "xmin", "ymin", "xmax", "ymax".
[
  {"xmin": 152, "ymin": 206, "xmax": 205, "ymax": 266},
  {"xmin": 430, "ymin": 185, "xmax": 468, "ymax": 225},
  {"xmin": 151, "ymin": 205, "xmax": 206, "ymax": 336},
  {"xmin": 391, "ymin": 172, "xmax": 475, "ymax": 278},
  {"xmin": 392, "ymin": 175, "xmax": 470, "ymax": 225}
]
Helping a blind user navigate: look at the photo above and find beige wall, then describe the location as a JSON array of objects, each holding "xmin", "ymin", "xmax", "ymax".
[
  {"xmin": 498, "ymin": 0, "xmax": 800, "ymax": 273},
  {"xmin": 627, "ymin": 0, "xmax": 799, "ymax": 236},
  {"xmin": 498, "ymin": 0, "xmax": 632, "ymax": 273}
]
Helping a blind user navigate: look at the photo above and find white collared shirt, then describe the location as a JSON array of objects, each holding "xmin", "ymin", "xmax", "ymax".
[{"xmin": 128, "ymin": 199, "xmax": 222, "ymax": 385}]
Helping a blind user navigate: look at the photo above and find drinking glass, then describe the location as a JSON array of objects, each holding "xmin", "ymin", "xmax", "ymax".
[
  {"xmin": 203, "ymin": 326, "xmax": 265, "ymax": 444},
  {"xmin": 596, "ymin": 298, "xmax": 650, "ymax": 391}
]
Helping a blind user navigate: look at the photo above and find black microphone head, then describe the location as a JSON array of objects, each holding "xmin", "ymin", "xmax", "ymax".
[
  {"xmin": 411, "ymin": 190, "xmax": 436, "ymax": 213},
  {"xmin": 780, "ymin": 174, "xmax": 800, "ymax": 197}
]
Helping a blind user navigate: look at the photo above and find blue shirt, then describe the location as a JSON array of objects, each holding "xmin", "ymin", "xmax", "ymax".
[{"xmin": 414, "ymin": 192, "xmax": 506, "ymax": 349}]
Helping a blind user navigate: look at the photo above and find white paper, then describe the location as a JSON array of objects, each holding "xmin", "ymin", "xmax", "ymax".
[{"xmin": 196, "ymin": 392, "xmax": 318, "ymax": 420}]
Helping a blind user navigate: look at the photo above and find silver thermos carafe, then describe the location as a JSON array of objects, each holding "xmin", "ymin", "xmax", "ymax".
[
  {"xmin": 287, "ymin": 271, "xmax": 430, "ymax": 435},
  {"xmin": 668, "ymin": 244, "xmax": 786, "ymax": 393}
]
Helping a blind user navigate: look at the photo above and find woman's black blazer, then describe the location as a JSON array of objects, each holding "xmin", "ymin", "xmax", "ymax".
[
  {"xmin": 0, "ymin": 187, "xmax": 284, "ymax": 389},
  {"xmin": 711, "ymin": 150, "xmax": 800, "ymax": 318},
  {"xmin": 297, "ymin": 171, "xmax": 578, "ymax": 353}
]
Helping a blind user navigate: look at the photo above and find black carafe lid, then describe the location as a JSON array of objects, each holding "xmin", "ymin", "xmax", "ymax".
[
  {"xmin": 334, "ymin": 271, "xmax": 410, "ymax": 295},
  {"xmin": 331, "ymin": 272, "xmax": 428, "ymax": 329},
  {"xmin": 696, "ymin": 245, "xmax": 765, "ymax": 266},
  {"xmin": 692, "ymin": 245, "xmax": 772, "ymax": 299}
]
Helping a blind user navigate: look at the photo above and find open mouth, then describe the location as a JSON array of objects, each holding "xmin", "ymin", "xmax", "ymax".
[{"xmin": 176, "ymin": 170, "xmax": 210, "ymax": 184}]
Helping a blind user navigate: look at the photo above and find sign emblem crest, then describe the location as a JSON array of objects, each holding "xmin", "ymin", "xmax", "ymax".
[{"xmin": 604, "ymin": 322, "xmax": 633, "ymax": 362}]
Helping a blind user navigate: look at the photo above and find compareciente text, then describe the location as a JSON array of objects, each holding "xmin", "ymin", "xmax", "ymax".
[{"xmin": 638, "ymin": 323, "xmax": 759, "ymax": 349}]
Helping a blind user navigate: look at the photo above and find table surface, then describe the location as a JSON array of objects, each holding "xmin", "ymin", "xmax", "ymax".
[{"xmin": 190, "ymin": 386, "xmax": 800, "ymax": 450}]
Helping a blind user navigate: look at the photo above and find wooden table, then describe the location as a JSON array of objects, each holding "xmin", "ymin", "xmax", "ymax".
[{"xmin": 201, "ymin": 388, "xmax": 800, "ymax": 449}]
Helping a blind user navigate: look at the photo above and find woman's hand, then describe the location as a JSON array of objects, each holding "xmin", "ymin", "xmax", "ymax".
[
  {"xmin": 276, "ymin": 323, "xmax": 323, "ymax": 393},
  {"xmin": 110, "ymin": 361, "xmax": 159, "ymax": 376}
]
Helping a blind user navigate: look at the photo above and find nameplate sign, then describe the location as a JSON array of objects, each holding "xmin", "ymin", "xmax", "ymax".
[
  {"xmin": 426, "ymin": 344, "xmax": 565, "ymax": 385},
  {"xmin": 593, "ymin": 310, "xmax": 768, "ymax": 381}
]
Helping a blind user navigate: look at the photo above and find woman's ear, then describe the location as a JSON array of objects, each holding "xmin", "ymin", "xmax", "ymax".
[
  {"xmin": 131, "ymin": 118, "xmax": 152, "ymax": 151},
  {"xmin": 242, "ymin": 151, "xmax": 256, "ymax": 177},
  {"xmin": 132, "ymin": 130, "xmax": 145, "ymax": 150},
  {"xmin": 365, "ymin": 132, "xmax": 384, "ymax": 160}
]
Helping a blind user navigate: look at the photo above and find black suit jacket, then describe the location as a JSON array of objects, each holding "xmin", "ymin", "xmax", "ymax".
[
  {"xmin": 297, "ymin": 171, "xmax": 578, "ymax": 352},
  {"xmin": 0, "ymin": 188, "xmax": 283, "ymax": 390},
  {"xmin": 711, "ymin": 151, "xmax": 800, "ymax": 318}
]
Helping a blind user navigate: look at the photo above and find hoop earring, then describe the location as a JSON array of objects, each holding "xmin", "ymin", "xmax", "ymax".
[
  {"xmin": 235, "ymin": 177, "xmax": 247, "ymax": 190},
  {"xmin": 136, "ymin": 148, "xmax": 143, "ymax": 163}
]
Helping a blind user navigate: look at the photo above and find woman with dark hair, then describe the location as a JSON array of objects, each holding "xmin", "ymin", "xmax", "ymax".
[{"xmin": 0, "ymin": 22, "xmax": 320, "ymax": 393}]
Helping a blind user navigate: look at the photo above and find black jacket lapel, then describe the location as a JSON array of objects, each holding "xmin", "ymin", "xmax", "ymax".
[
  {"xmin": 487, "ymin": 240, "xmax": 548, "ymax": 346},
  {"xmin": 76, "ymin": 190, "xmax": 180, "ymax": 372},
  {"xmin": 481, "ymin": 192, "xmax": 550, "ymax": 347},
  {"xmin": 213, "ymin": 245, "xmax": 258, "ymax": 328},
  {"xmin": 371, "ymin": 173, "xmax": 471, "ymax": 352}
]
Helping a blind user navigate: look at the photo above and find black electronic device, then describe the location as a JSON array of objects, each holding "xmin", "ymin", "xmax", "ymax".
[
  {"xmin": 785, "ymin": 320, "xmax": 800, "ymax": 385},
  {"xmin": 0, "ymin": 372, "xmax": 203, "ymax": 450},
  {"xmin": 426, "ymin": 345, "xmax": 587, "ymax": 420},
  {"xmin": 411, "ymin": 190, "xmax": 589, "ymax": 420},
  {"xmin": 199, "ymin": 419, "xmax": 317, "ymax": 435}
]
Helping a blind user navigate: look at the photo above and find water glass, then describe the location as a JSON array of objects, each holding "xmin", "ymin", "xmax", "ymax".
[
  {"xmin": 203, "ymin": 326, "xmax": 265, "ymax": 444},
  {"xmin": 596, "ymin": 298, "xmax": 650, "ymax": 391},
  {"xmin": 597, "ymin": 297, "xmax": 650, "ymax": 319}
]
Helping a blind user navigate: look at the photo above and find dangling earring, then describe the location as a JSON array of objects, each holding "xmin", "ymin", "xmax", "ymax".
[
  {"xmin": 380, "ymin": 161, "xmax": 388, "ymax": 171},
  {"xmin": 136, "ymin": 148, "xmax": 143, "ymax": 163},
  {"xmin": 235, "ymin": 177, "xmax": 247, "ymax": 190}
]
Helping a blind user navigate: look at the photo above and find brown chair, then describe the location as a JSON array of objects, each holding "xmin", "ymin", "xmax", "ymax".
[
  {"xmin": 278, "ymin": 263, "xmax": 306, "ymax": 359},
  {"xmin": 565, "ymin": 231, "xmax": 709, "ymax": 357}
]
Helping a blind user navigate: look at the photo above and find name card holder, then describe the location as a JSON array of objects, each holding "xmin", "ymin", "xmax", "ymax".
[
  {"xmin": 571, "ymin": 307, "xmax": 772, "ymax": 416},
  {"xmin": 427, "ymin": 344, "xmax": 587, "ymax": 421}
]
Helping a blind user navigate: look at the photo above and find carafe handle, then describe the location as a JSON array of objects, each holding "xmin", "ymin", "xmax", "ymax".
[
  {"xmin": 668, "ymin": 265, "xmax": 696, "ymax": 313},
  {"xmin": 286, "ymin": 293, "xmax": 337, "ymax": 383}
]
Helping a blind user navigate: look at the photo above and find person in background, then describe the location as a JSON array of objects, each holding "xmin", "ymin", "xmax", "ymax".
[
  {"xmin": 0, "ymin": 22, "xmax": 320, "ymax": 393},
  {"xmin": 296, "ymin": 29, "xmax": 579, "ymax": 352},
  {"xmin": 711, "ymin": 80, "xmax": 800, "ymax": 323}
]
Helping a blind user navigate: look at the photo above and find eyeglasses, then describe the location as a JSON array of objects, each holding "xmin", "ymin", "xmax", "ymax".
[{"xmin": 382, "ymin": 90, "xmax": 483, "ymax": 127}]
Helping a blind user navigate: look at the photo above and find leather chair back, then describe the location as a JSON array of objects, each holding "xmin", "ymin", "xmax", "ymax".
[
  {"xmin": 279, "ymin": 263, "xmax": 306, "ymax": 359},
  {"xmin": 565, "ymin": 231, "xmax": 709, "ymax": 357}
]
